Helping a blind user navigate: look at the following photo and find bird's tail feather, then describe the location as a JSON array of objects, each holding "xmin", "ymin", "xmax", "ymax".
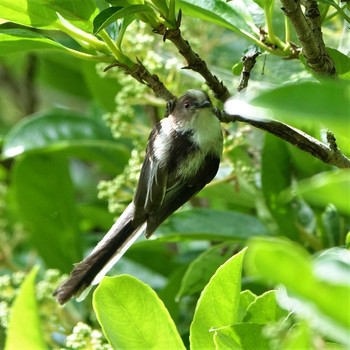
[{"xmin": 53, "ymin": 203, "xmax": 145, "ymax": 304}]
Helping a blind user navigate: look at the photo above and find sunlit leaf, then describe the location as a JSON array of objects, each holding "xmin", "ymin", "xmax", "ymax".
[
  {"xmin": 0, "ymin": 29, "xmax": 68, "ymax": 55},
  {"xmin": 93, "ymin": 5, "xmax": 155, "ymax": 34},
  {"xmin": 5, "ymin": 267, "xmax": 46, "ymax": 350},
  {"xmin": 0, "ymin": 0, "xmax": 58, "ymax": 29},
  {"xmin": 190, "ymin": 249, "xmax": 246, "ymax": 349},
  {"xmin": 93, "ymin": 275, "xmax": 186, "ymax": 349}
]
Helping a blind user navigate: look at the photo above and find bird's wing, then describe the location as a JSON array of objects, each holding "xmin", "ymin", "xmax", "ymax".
[{"xmin": 133, "ymin": 126, "xmax": 170, "ymax": 221}]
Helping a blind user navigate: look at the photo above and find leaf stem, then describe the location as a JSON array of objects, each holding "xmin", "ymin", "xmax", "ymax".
[
  {"xmin": 264, "ymin": 2, "xmax": 287, "ymax": 50},
  {"xmin": 55, "ymin": 13, "xmax": 108, "ymax": 54},
  {"xmin": 98, "ymin": 30, "xmax": 133, "ymax": 66},
  {"xmin": 62, "ymin": 47, "xmax": 114, "ymax": 62}
]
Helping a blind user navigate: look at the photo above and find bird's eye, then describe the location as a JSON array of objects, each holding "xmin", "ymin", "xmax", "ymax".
[{"xmin": 184, "ymin": 101, "xmax": 191, "ymax": 109}]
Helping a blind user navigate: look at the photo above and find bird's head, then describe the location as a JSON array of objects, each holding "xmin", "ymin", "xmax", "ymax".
[{"xmin": 168, "ymin": 89, "xmax": 217, "ymax": 127}]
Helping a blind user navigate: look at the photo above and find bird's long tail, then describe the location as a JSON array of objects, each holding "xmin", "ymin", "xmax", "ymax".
[{"xmin": 53, "ymin": 203, "xmax": 145, "ymax": 304}]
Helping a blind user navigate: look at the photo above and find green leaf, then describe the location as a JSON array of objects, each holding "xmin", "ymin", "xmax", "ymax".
[
  {"xmin": 213, "ymin": 328, "xmax": 242, "ymax": 350},
  {"xmin": 261, "ymin": 133, "xmax": 297, "ymax": 238},
  {"xmin": 156, "ymin": 208, "xmax": 268, "ymax": 241},
  {"xmin": 245, "ymin": 238, "xmax": 350, "ymax": 337},
  {"xmin": 11, "ymin": 154, "xmax": 82, "ymax": 272},
  {"xmin": 0, "ymin": 29, "xmax": 68, "ymax": 55},
  {"xmin": 214, "ymin": 324, "xmax": 269, "ymax": 350},
  {"xmin": 280, "ymin": 321, "xmax": 313, "ymax": 350},
  {"xmin": 93, "ymin": 5, "xmax": 155, "ymax": 34},
  {"xmin": 321, "ymin": 204, "xmax": 343, "ymax": 247},
  {"xmin": 190, "ymin": 248, "xmax": 247, "ymax": 350},
  {"xmin": 250, "ymin": 81, "xmax": 350, "ymax": 137},
  {"xmin": 281, "ymin": 170, "xmax": 350, "ymax": 216},
  {"xmin": 5, "ymin": 266, "xmax": 47, "ymax": 350},
  {"xmin": 93, "ymin": 275, "xmax": 186, "ymax": 350},
  {"xmin": 243, "ymin": 290, "xmax": 287, "ymax": 323},
  {"xmin": 81, "ymin": 61, "xmax": 122, "ymax": 112},
  {"xmin": 178, "ymin": 0, "xmax": 259, "ymax": 40},
  {"xmin": 327, "ymin": 48, "xmax": 350, "ymax": 80},
  {"xmin": 0, "ymin": 0, "xmax": 59, "ymax": 29},
  {"xmin": 43, "ymin": 0, "xmax": 98, "ymax": 32},
  {"xmin": 177, "ymin": 243, "xmax": 238, "ymax": 300},
  {"xmin": 38, "ymin": 54, "xmax": 92, "ymax": 99},
  {"xmin": 237, "ymin": 290, "xmax": 257, "ymax": 323},
  {"xmin": 2, "ymin": 109, "xmax": 130, "ymax": 174}
]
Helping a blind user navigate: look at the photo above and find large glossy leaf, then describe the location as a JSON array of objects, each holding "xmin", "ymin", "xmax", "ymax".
[
  {"xmin": 245, "ymin": 237, "xmax": 350, "ymax": 343},
  {"xmin": 178, "ymin": 0, "xmax": 259, "ymax": 39},
  {"xmin": 190, "ymin": 248, "xmax": 246, "ymax": 350},
  {"xmin": 0, "ymin": 29, "xmax": 68, "ymax": 55},
  {"xmin": 2, "ymin": 109, "xmax": 130, "ymax": 174},
  {"xmin": 44, "ymin": 0, "xmax": 98, "ymax": 32},
  {"xmin": 93, "ymin": 5, "xmax": 155, "ymax": 34},
  {"xmin": 5, "ymin": 267, "xmax": 46, "ymax": 350},
  {"xmin": 0, "ymin": 0, "xmax": 59, "ymax": 29},
  {"xmin": 156, "ymin": 208, "xmax": 268, "ymax": 241},
  {"xmin": 225, "ymin": 81, "xmax": 350, "ymax": 140},
  {"xmin": 93, "ymin": 275, "xmax": 186, "ymax": 350},
  {"xmin": 11, "ymin": 154, "xmax": 82, "ymax": 272}
]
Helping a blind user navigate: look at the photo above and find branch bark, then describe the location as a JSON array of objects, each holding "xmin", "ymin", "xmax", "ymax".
[
  {"xmin": 219, "ymin": 112, "xmax": 350, "ymax": 168},
  {"xmin": 280, "ymin": 0, "xmax": 336, "ymax": 76},
  {"xmin": 104, "ymin": 59, "xmax": 176, "ymax": 101},
  {"xmin": 154, "ymin": 24, "xmax": 231, "ymax": 102}
]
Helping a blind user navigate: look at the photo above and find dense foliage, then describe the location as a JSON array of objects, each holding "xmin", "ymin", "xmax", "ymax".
[{"xmin": 0, "ymin": 0, "xmax": 349, "ymax": 349}]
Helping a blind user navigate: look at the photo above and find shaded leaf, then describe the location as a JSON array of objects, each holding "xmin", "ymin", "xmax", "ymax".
[
  {"xmin": 177, "ymin": 243, "xmax": 238, "ymax": 300},
  {"xmin": 11, "ymin": 154, "xmax": 82, "ymax": 272},
  {"xmin": 156, "ymin": 208, "xmax": 268, "ymax": 241}
]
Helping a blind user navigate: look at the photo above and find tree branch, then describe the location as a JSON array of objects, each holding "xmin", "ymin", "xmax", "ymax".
[
  {"xmin": 280, "ymin": 0, "xmax": 336, "ymax": 76},
  {"xmin": 237, "ymin": 48, "xmax": 261, "ymax": 92},
  {"xmin": 154, "ymin": 23, "xmax": 231, "ymax": 102},
  {"xmin": 219, "ymin": 112, "xmax": 350, "ymax": 168},
  {"xmin": 104, "ymin": 58, "xmax": 175, "ymax": 101}
]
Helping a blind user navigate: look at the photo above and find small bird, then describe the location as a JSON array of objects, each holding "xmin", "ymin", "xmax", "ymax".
[{"xmin": 53, "ymin": 89, "xmax": 223, "ymax": 304}]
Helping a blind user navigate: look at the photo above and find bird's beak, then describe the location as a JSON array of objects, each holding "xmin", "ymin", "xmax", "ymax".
[{"xmin": 196, "ymin": 100, "xmax": 211, "ymax": 109}]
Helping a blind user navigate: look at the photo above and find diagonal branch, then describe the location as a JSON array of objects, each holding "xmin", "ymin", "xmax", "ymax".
[
  {"xmin": 154, "ymin": 23, "xmax": 231, "ymax": 102},
  {"xmin": 280, "ymin": 0, "xmax": 336, "ymax": 76},
  {"xmin": 104, "ymin": 59, "xmax": 176, "ymax": 101},
  {"xmin": 219, "ymin": 112, "xmax": 350, "ymax": 168}
]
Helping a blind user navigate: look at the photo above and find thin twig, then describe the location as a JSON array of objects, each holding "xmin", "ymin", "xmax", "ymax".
[
  {"xmin": 105, "ymin": 59, "xmax": 176, "ymax": 101},
  {"xmin": 237, "ymin": 48, "xmax": 261, "ymax": 92}
]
